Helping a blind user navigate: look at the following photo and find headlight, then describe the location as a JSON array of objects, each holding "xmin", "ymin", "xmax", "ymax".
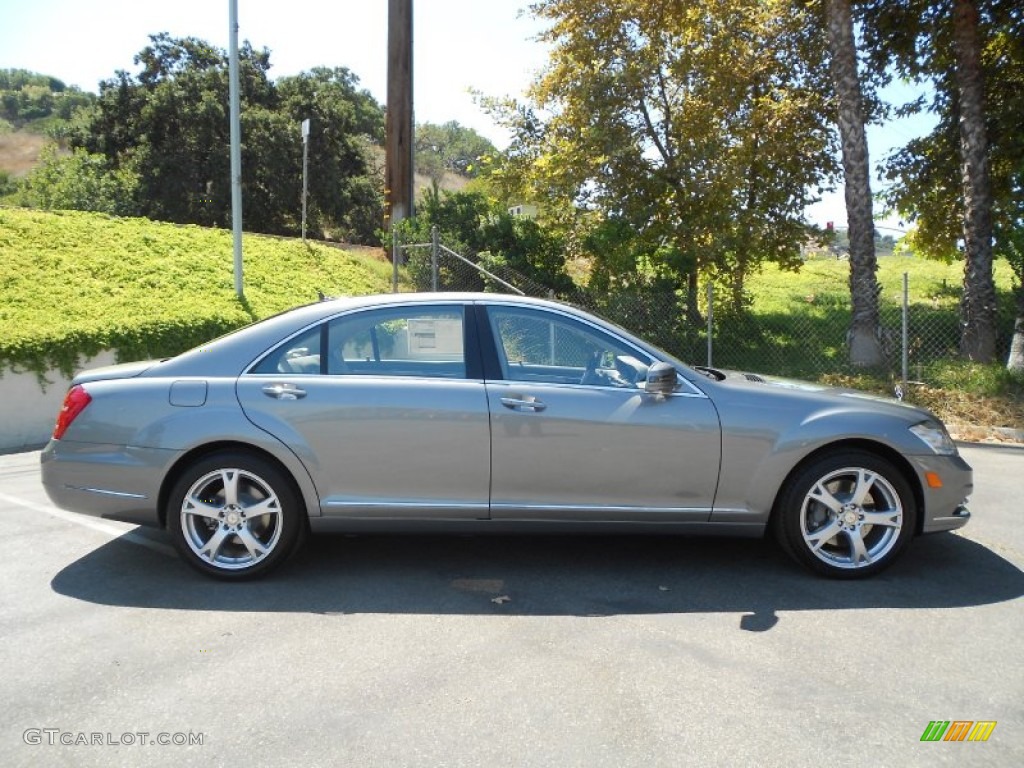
[{"xmin": 909, "ymin": 421, "xmax": 957, "ymax": 455}]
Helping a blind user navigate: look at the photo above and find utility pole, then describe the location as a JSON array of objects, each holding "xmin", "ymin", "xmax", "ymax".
[
  {"xmin": 228, "ymin": 0, "xmax": 244, "ymax": 298},
  {"xmin": 386, "ymin": 0, "xmax": 414, "ymax": 246}
]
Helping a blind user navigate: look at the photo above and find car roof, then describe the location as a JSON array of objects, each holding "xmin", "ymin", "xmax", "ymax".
[{"xmin": 153, "ymin": 292, "xmax": 584, "ymax": 378}]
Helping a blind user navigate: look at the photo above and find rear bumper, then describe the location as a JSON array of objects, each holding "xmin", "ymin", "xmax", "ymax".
[{"xmin": 40, "ymin": 440, "xmax": 179, "ymax": 527}]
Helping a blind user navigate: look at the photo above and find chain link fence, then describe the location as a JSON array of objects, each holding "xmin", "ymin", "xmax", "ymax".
[{"xmin": 394, "ymin": 229, "xmax": 1018, "ymax": 391}]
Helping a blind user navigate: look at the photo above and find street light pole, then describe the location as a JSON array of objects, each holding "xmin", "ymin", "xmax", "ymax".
[
  {"xmin": 301, "ymin": 118, "xmax": 310, "ymax": 243},
  {"xmin": 228, "ymin": 0, "xmax": 244, "ymax": 298}
]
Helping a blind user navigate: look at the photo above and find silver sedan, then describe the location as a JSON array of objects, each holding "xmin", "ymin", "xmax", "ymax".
[{"xmin": 41, "ymin": 293, "xmax": 972, "ymax": 580}]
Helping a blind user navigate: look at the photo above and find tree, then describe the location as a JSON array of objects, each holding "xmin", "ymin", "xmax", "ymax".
[
  {"xmin": 866, "ymin": 1, "xmax": 1017, "ymax": 366},
  {"xmin": 951, "ymin": 0, "xmax": 997, "ymax": 362},
  {"xmin": 68, "ymin": 35, "xmax": 384, "ymax": 242},
  {"xmin": 16, "ymin": 145, "xmax": 139, "ymax": 215},
  {"xmin": 491, "ymin": 0, "xmax": 839, "ymax": 321},
  {"xmin": 414, "ymin": 121, "xmax": 496, "ymax": 184},
  {"xmin": 392, "ymin": 188, "xmax": 573, "ymax": 294},
  {"xmin": 276, "ymin": 68, "xmax": 386, "ymax": 240},
  {"xmin": 825, "ymin": 0, "xmax": 884, "ymax": 366},
  {"xmin": 72, "ymin": 34, "xmax": 277, "ymax": 228},
  {"xmin": 0, "ymin": 69, "xmax": 94, "ymax": 126}
]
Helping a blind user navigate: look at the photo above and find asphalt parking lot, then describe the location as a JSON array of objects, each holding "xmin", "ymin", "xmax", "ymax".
[{"xmin": 1, "ymin": 443, "xmax": 1021, "ymax": 767}]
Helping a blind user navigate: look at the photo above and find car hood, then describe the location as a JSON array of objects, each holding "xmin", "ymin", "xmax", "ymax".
[
  {"xmin": 708, "ymin": 368, "xmax": 936, "ymax": 419},
  {"xmin": 72, "ymin": 359, "xmax": 160, "ymax": 385}
]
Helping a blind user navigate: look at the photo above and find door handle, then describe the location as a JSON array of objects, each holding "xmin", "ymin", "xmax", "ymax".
[
  {"xmin": 500, "ymin": 396, "xmax": 546, "ymax": 412},
  {"xmin": 262, "ymin": 383, "xmax": 307, "ymax": 400}
]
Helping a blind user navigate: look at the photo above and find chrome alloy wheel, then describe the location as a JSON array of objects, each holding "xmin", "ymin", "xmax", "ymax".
[
  {"xmin": 180, "ymin": 468, "xmax": 284, "ymax": 571},
  {"xmin": 799, "ymin": 466, "xmax": 903, "ymax": 570}
]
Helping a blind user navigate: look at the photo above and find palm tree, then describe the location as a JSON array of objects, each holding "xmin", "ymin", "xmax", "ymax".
[
  {"xmin": 952, "ymin": 0, "xmax": 997, "ymax": 362},
  {"xmin": 826, "ymin": 0, "xmax": 883, "ymax": 366}
]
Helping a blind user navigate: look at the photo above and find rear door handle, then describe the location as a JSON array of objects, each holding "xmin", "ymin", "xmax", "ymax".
[
  {"xmin": 500, "ymin": 396, "xmax": 546, "ymax": 412},
  {"xmin": 262, "ymin": 383, "xmax": 307, "ymax": 400}
]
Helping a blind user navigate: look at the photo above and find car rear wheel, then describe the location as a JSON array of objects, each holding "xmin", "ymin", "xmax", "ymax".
[
  {"xmin": 773, "ymin": 450, "xmax": 917, "ymax": 579},
  {"xmin": 167, "ymin": 452, "xmax": 305, "ymax": 580}
]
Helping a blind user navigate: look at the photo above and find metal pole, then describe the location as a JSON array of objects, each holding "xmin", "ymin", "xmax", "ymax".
[
  {"xmin": 301, "ymin": 118, "xmax": 310, "ymax": 243},
  {"xmin": 707, "ymin": 281, "xmax": 714, "ymax": 367},
  {"xmin": 902, "ymin": 272, "xmax": 909, "ymax": 397},
  {"xmin": 228, "ymin": 0, "xmax": 243, "ymax": 298},
  {"xmin": 392, "ymin": 235, "xmax": 400, "ymax": 293},
  {"xmin": 431, "ymin": 225, "xmax": 439, "ymax": 291}
]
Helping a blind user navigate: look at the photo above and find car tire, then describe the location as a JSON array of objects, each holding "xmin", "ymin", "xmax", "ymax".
[
  {"xmin": 167, "ymin": 451, "xmax": 306, "ymax": 580},
  {"xmin": 773, "ymin": 450, "xmax": 917, "ymax": 579}
]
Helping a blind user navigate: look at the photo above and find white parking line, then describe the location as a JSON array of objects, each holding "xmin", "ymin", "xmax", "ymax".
[{"xmin": 0, "ymin": 490, "xmax": 176, "ymax": 557}]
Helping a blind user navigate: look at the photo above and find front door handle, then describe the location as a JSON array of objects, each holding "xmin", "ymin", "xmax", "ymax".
[
  {"xmin": 500, "ymin": 396, "xmax": 546, "ymax": 412},
  {"xmin": 262, "ymin": 383, "xmax": 307, "ymax": 400}
]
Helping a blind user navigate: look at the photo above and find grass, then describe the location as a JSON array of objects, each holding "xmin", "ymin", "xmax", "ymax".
[
  {"xmin": 702, "ymin": 254, "xmax": 1022, "ymax": 434},
  {"xmin": 742, "ymin": 251, "xmax": 1016, "ymax": 315},
  {"xmin": 823, "ymin": 365, "xmax": 1024, "ymax": 432},
  {"xmin": 0, "ymin": 207, "xmax": 395, "ymax": 380},
  {"xmin": 912, "ymin": 365, "xmax": 1024, "ymax": 432}
]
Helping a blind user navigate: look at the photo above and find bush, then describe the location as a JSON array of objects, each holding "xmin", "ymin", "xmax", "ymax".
[
  {"xmin": 16, "ymin": 145, "xmax": 140, "ymax": 216},
  {"xmin": 0, "ymin": 208, "xmax": 395, "ymax": 384}
]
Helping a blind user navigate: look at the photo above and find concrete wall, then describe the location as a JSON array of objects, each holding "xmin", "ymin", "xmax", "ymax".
[{"xmin": 0, "ymin": 350, "xmax": 118, "ymax": 453}]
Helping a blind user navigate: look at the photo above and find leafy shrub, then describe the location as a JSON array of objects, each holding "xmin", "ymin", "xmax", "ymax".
[
  {"xmin": 0, "ymin": 208, "xmax": 394, "ymax": 385},
  {"xmin": 16, "ymin": 145, "xmax": 140, "ymax": 216}
]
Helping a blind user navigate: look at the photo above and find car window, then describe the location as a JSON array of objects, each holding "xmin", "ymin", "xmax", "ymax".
[
  {"xmin": 251, "ymin": 326, "xmax": 322, "ymax": 375},
  {"xmin": 326, "ymin": 306, "xmax": 466, "ymax": 379},
  {"xmin": 487, "ymin": 306, "xmax": 651, "ymax": 388}
]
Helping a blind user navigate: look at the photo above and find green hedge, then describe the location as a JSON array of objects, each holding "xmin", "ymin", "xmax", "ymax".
[{"xmin": 0, "ymin": 208, "xmax": 395, "ymax": 384}]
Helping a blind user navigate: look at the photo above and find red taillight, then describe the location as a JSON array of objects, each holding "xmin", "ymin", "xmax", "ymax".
[{"xmin": 53, "ymin": 385, "xmax": 92, "ymax": 440}]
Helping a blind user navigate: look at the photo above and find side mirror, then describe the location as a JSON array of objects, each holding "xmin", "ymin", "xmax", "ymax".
[{"xmin": 644, "ymin": 362, "xmax": 678, "ymax": 396}]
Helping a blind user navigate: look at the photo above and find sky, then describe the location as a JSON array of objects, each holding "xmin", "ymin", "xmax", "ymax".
[
  {"xmin": 0, "ymin": 0, "xmax": 933, "ymax": 231},
  {"xmin": 0, "ymin": 0, "xmax": 549, "ymax": 143}
]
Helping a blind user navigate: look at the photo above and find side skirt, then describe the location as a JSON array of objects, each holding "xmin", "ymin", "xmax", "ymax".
[{"xmin": 307, "ymin": 518, "xmax": 766, "ymax": 537}]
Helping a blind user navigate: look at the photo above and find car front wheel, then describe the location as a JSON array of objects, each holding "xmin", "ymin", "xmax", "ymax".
[
  {"xmin": 773, "ymin": 450, "xmax": 917, "ymax": 579},
  {"xmin": 167, "ymin": 452, "xmax": 305, "ymax": 580}
]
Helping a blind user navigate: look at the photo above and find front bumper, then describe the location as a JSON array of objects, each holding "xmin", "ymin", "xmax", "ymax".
[
  {"xmin": 40, "ymin": 440, "xmax": 179, "ymax": 527},
  {"xmin": 910, "ymin": 452, "xmax": 973, "ymax": 534}
]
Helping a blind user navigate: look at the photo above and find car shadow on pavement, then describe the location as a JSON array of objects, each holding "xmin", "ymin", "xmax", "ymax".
[{"xmin": 50, "ymin": 529, "xmax": 1023, "ymax": 630}]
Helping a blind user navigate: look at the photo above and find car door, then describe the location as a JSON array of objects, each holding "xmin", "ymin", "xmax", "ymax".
[
  {"xmin": 236, "ymin": 304, "xmax": 490, "ymax": 519},
  {"xmin": 481, "ymin": 303, "xmax": 721, "ymax": 522}
]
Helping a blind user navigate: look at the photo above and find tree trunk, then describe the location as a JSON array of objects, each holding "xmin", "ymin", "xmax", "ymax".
[
  {"xmin": 684, "ymin": 271, "xmax": 703, "ymax": 326},
  {"xmin": 1008, "ymin": 285, "xmax": 1024, "ymax": 373},
  {"xmin": 953, "ymin": 0, "xmax": 997, "ymax": 362},
  {"xmin": 825, "ymin": 0, "xmax": 883, "ymax": 367},
  {"xmin": 731, "ymin": 267, "xmax": 746, "ymax": 312}
]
